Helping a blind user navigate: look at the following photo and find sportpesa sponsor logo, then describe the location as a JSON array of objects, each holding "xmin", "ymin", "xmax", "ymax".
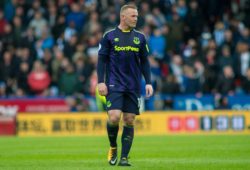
[{"xmin": 114, "ymin": 45, "xmax": 139, "ymax": 52}]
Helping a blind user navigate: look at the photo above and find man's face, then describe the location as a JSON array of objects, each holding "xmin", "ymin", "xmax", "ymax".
[{"xmin": 122, "ymin": 8, "xmax": 138, "ymax": 29}]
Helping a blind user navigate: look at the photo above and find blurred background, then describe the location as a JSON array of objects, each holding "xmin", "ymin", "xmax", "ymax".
[{"xmin": 0, "ymin": 0, "xmax": 250, "ymax": 136}]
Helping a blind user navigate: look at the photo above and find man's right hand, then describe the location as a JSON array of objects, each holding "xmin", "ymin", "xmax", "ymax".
[{"xmin": 97, "ymin": 83, "xmax": 108, "ymax": 96}]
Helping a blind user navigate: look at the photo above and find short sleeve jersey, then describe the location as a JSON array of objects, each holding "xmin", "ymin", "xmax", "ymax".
[{"xmin": 98, "ymin": 27, "xmax": 149, "ymax": 94}]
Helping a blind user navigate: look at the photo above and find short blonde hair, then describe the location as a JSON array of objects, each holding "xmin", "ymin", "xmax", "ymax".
[{"xmin": 120, "ymin": 4, "xmax": 137, "ymax": 14}]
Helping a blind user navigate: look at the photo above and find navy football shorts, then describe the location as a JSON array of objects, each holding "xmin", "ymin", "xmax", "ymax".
[{"xmin": 105, "ymin": 91, "xmax": 140, "ymax": 115}]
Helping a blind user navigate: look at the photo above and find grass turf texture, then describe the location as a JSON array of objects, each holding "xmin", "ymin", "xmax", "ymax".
[{"xmin": 0, "ymin": 135, "xmax": 249, "ymax": 170}]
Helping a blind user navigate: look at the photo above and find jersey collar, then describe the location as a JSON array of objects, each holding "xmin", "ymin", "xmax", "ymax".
[{"xmin": 117, "ymin": 26, "xmax": 133, "ymax": 33}]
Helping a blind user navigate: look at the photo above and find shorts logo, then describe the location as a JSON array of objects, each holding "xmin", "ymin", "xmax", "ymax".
[
  {"xmin": 146, "ymin": 44, "xmax": 149, "ymax": 52},
  {"xmin": 137, "ymin": 98, "xmax": 141, "ymax": 108},
  {"xmin": 133, "ymin": 37, "xmax": 140, "ymax": 45},
  {"xmin": 114, "ymin": 38, "xmax": 119, "ymax": 42},
  {"xmin": 107, "ymin": 100, "xmax": 112, "ymax": 108},
  {"xmin": 98, "ymin": 43, "xmax": 102, "ymax": 50}
]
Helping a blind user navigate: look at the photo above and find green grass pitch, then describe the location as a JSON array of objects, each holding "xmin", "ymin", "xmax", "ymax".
[{"xmin": 0, "ymin": 135, "xmax": 249, "ymax": 170}]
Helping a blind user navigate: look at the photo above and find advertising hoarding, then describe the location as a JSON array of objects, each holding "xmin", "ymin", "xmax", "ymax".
[{"xmin": 17, "ymin": 111, "xmax": 250, "ymax": 136}]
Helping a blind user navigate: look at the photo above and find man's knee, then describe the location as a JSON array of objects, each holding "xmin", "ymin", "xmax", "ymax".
[
  {"xmin": 123, "ymin": 114, "xmax": 135, "ymax": 126},
  {"xmin": 109, "ymin": 116, "xmax": 120, "ymax": 124},
  {"xmin": 108, "ymin": 110, "xmax": 121, "ymax": 124}
]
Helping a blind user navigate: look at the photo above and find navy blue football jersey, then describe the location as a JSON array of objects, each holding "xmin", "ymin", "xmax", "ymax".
[{"xmin": 98, "ymin": 27, "xmax": 151, "ymax": 94}]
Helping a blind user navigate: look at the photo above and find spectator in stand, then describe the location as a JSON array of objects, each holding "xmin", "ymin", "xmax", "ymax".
[
  {"xmin": 20, "ymin": 28, "xmax": 37, "ymax": 57},
  {"xmin": 202, "ymin": 40, "xmax": 219, "ymax": 94},
  {"xmin": 27, "ymin": 60, "xmax": 51, "ymax": 95},
  {"xmin": 83, "ymin": 11, "xmax": 101, "ymax": 35},
  {"xmin": 15, "ymin": 47, "xmax": 35, "ymax": 70},
  {"xmin": 239, "ymin": 27, "xmax": 250, "ymax": 45},
  {"xmin": 242, "ymin": 68, "xmax": 250, "ymax": 94},
  {"xmin": 218, "ymin": 45, "xmax": 234, "ymax": 70},
  {"xmin": 215, "ymin": 66, "xmax": 235, "ymax": 95},
  {"xmin": 36, "ymin": 28, "xmax": 54, "ymax": 56},
  {"xmin": 64, "ymin": 21, "xmax": 77, "ymax": 42},
  {"xmin": 200, "ymin": 27, "xmax": 212, "ymax": 49},
  {"xmin": 65, "ymin": 96, "xmax": 88, "ymax": 112},
  {"xmin": 148, "ymin": 28, "xmax": 166, "ymax": 61},
  {"xmin": 57, "ymin": 0, "xmax": 70, "ymax": 15},
  {"xmin": 150, "ymin": 7, "xmax": 166, "ymax": 28},
  {"xmin": 1, "ymin": 23, "xmax": 14, "ymax": 49},
  {"xmin": 41, "ymin": 48, "xmax": 53, "ymax": 76},
  {"xmin": 12, "ymin": 16, "xmax": 24, "ymax": 47},
  {"xmin": 52, "ymin": 14, "xmax": 66, "ymax": 40},
  {"xmin": 29, "ymin": 10, "xmax": 48, "ymax": 39},
  {"xmin": 4, "ymin": 0, "xmax": 17, "ymax": 22},
  {"xmin": 204, "ymin": 48, "xmax": 216, "ymax": 66},
  {"xmin": 213, "ymin": 21, "xmax": 225, "ymax": 47},
  {"xmin": 137, "ymin": 2, "xmax": 150, "ymax": 28},
  {"xmin": 46, "ymin": 1, "xmax": 58, "ymax": 28},
  {"xmin": 27, "ymin": 0, "xmax": 46, "ymax": 21},
  {"xmin": 183, "ymin": 39, "xmax": 200, "ymax": 67},
  {"xmin": 202, "ymin": 53, "xmax": 218, "ymax": 93},
  {"xmin": 221, "ymin": 29, "xmax": 235, "ymax": 54},
  {"xmin": 63, "ymin": 34, "xmax": 78, "ymax": 61},
  {"xmin": 184, "ymin": 0, "xmax": 203, "ymax": 40},
  {"xmin": 16, "ymin": 62, "xmax": 30, "ymax": 95},
  {"xmin": 51, "ymin": 47, "xmax": 65, "ymax": 85},
  {"xmin": 58, "ymin": 63, "xmax": 81, "ymax": 95},
  {"xmin": 86, "ymin": 70, "xmax": 98, "ymax": 97},
  {"xmin": 0, "ymin": 51, "xmax": 15, "ymax": 95},
  {"xmin": 168, "ymin": 12, "xmax": 184, "ymax": 53},
  {"xmin": 14, "ymin": 5, "xmax": 26, "ymax": 25},
  {"xmin": 235, "ymin": 41, "xmax": 250, "ymax": 79},
  {"xmin": 72, "ymin": 44, "xmax": 94, "ymax": 94},
  {"xmin": 102, "ymin": 10, "xmax": 118, "ymax": 31},
  {"xmin": 160, "ymin": 74, "xmax": 180, "ymax": 109},
  {"xmin": 66, "ymin": 2, "xmax": 86, "ymax": 32},
  {"xmin": 176, "ymin": 0, "xmax": 187, "ymax": 19},
  {"xmin": 0, "ymin": 9, "xmax": 7, "ymax": 37},
  {"xmin": 0, "ymin": 82, "xmax": 6, "ymax": 97},
  {"xmin": 169, "ymin": 54, "xmax": 183, "ymax": 87},
  {"xmin": 216, "ymin": 96, "xmax": 230, "ymax": 110},
  {"xmin": 72, "ymin": 43, "xmax": 86, "ymax": 62},
  {"xmin": 182, "ymin": 65, "xmax": 202, "ymax": 94}
]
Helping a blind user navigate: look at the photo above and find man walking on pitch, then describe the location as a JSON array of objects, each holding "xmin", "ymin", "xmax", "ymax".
[{"xmin": 97, "ymin": 4, "xmax": 153, "ymax": 166}]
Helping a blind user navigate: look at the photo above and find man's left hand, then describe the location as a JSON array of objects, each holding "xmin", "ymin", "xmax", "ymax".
[{"xmin": 145, "ymin": 84, "xmax": 153, "ymax": 98}]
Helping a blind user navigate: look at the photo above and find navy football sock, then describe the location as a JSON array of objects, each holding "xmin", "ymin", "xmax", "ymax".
[
  {"xmin": 107, "ymin": 122, "xmax": 119, "ymax": 147},
  {"xmin": 121, "ymin": 125, "xmax": 134, "ymax": 158}
]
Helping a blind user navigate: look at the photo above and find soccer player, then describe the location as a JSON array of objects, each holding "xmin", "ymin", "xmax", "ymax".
[{"xmin": 97, "ymin": 4, "xmax": 153, "ymax": 166}]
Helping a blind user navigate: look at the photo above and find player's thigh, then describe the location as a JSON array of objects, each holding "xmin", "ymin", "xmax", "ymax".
[
  {"xmin": 106, "ymin": 92, "xmax": 124, "ymax": 111},
  {"xmin": 122, "ymin": 92, "xmax": 140, "ymax": 115}
]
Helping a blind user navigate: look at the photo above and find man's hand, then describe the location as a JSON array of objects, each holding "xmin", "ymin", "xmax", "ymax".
[
  {"xmin": 145, "ymin": 84, "xmax": 153, "ymax": 98},
  {"xmin": 97, "ymin": 83, "xmax": 108, "ymax": 96}
]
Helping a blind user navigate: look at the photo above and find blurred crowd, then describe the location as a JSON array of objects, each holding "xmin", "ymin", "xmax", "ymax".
[{"xmin": 0, "ymin": 0, "xmax": 250, "ymax": 110}]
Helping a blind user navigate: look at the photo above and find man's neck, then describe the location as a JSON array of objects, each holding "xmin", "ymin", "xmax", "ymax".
[{"xmin": 118, "ymin": 24, "xmax": 131, "ymax": 32}]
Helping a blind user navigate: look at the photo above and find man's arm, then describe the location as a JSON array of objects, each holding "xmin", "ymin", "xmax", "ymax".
[
  {"xmin": 140, "ymin": 54, "xmax": 151, "ymax": 85},
  {"xmin": 97, "ymin": 33, "xmax": 110, "ymax": 96},
  {"xmin": 97, "ymin": 54, "xmax": 108, "ymax": 96},
  {"xmin": 141, "ymin": 56, "xmax": 153, "ymax": 98},
  {"xmin": 140, "ymin": 36, "xmax": 153, "ymax": 97},
  {"xmin": 97, "ymin": 54, "xmax": 107, "ymax": 83}
]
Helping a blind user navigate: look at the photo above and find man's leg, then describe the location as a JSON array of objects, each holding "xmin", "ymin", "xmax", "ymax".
[
  {"xmin": 107, "ymin": 110, "xmax": 121, "ymax": 165},
  {"xmin": 118, "ymin": 113, "xmax": 135, "ymax": 166},
  {"xmin": 107, "ymin": 110, "xmax": 121, "ymax": 147}
]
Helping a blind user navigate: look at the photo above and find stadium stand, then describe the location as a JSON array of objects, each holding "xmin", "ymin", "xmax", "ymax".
[{"xmin": 0, "ymin": 0, "xmax": 250, "ymax": 111}]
